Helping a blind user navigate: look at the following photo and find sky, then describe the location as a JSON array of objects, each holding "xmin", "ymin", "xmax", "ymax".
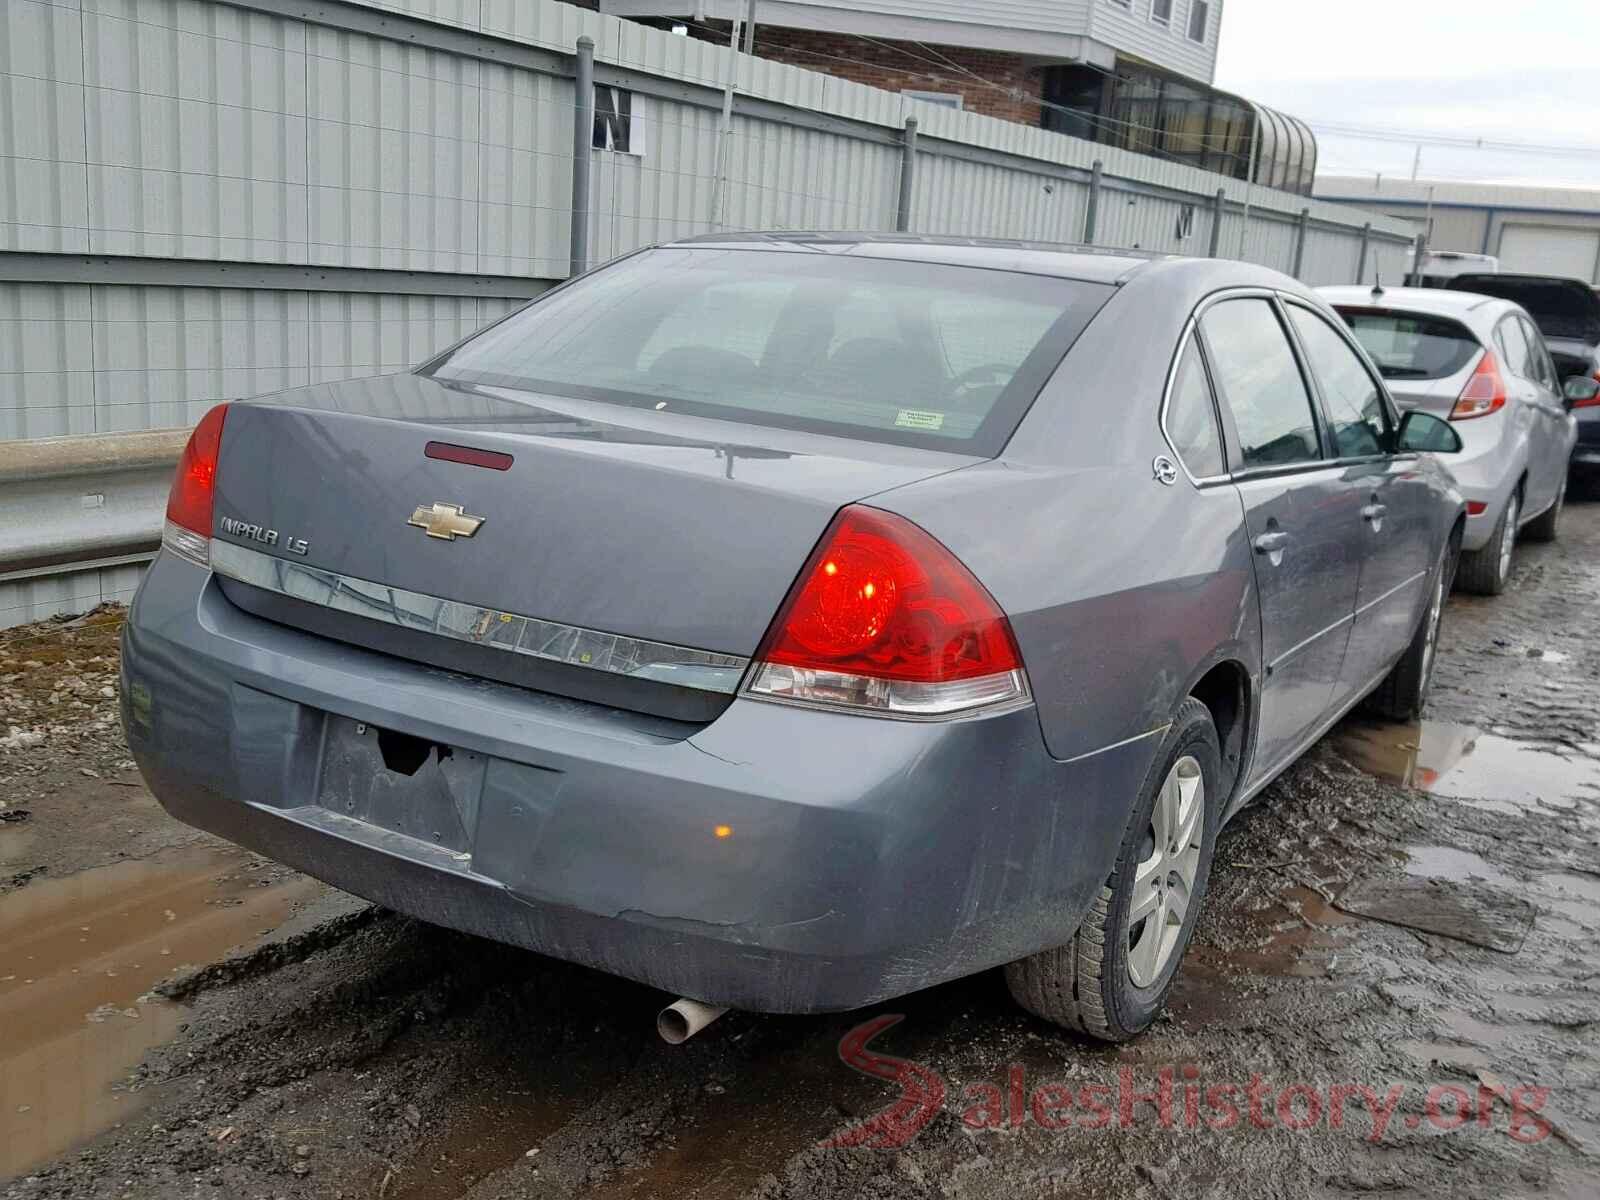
[{"xmin": 1212, "ymin": 0, "xmax": 1600, "ymax": 189}]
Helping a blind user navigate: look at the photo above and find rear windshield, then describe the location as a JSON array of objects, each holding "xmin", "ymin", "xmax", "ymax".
[
  {"xmin": 424, "ymin": 247, "xmax": 1113, "ymax": 455},
  {"xmin": 1335, "ymin": 308, "xmax": 1482, "ymax": 381}
]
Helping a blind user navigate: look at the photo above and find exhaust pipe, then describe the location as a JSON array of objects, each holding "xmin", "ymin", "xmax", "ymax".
[{"xmin": 657, "ymin": 998, "xmax": 728, "ymax": 1044}]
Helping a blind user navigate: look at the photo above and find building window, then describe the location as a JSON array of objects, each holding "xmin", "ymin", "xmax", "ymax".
[
  {"xmin": 1151, "ymin": 0, "xmax": 1173, "ymax": 23},
  {"xmin": 901, "ymin": 90, "xmax": 964, "ymax": 110},
  {"xmin": 1187, "ymin": 0, "xmax": 1210, "ymax": 42},
  {"xmin": 593, "ymin": 85, "xmax": 643, "ymax": 155},
  {"xmin": 1040, "ymin": 61, "xmax": 1317, "ymax": 197}
]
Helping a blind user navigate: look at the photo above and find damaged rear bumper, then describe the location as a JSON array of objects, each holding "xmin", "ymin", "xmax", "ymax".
[{"xmin": 121, "ymin": 554, "xmax": 1153, "ymax": 1013}]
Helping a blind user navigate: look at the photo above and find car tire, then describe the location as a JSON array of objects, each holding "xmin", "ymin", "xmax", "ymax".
[
  {"xmin": 1523, "ymin": 476, "xmax": 1565, "ymax": 543},
  {"xmin": 1366, "ymin": 537, "xmax": 1454, "ymax": 721},
  {"xmin": 1456, "ymin": 490, "xmax": 1519, "ymax": 596},
  {"xmin": 1004, "ymin": 698, "xmax": 1220, "ymax": 1042}
]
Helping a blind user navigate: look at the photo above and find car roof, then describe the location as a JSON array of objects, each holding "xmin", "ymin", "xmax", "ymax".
[
  {"xmin": 1317, "ymin": 285, "xmax": 1516, "ymax": 322},
  {"xmin": 665, "ymin": 231, "xmax": 1167, "ymax": 285}
]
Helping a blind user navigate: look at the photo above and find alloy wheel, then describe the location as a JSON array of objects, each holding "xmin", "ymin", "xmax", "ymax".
[
  {"xmin": 1419, "ymin": 555, "xmax": 1446, "ymax": 696},
  {"xmin": 1127, "ymin": 755, "xmax": 1204, "ymax": 988},
  {"xmin": 1498, "ymin": 493, "xmax": 1519, "ymax": 584}
]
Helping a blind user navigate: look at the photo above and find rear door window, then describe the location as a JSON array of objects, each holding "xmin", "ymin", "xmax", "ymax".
[
  {"xmin": 1200, "ymin": 298, "xmax": 1322, "ymax": 469},
  {"xmin": 426, "ymin": 247, "xmax": 1114, "ymax": 456},
  {"xmin": 1287, "ymin": 306, "xmax": 1390, "ymax": 459},
  {"xmin": 1336, "ymin": 309, "xmax": 1481, "ymax": 381}
]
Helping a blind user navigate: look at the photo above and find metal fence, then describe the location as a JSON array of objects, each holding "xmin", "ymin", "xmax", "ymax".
[{"xmin": 0, "ymin": 0, "xmax": 1415, "ymax": 626}]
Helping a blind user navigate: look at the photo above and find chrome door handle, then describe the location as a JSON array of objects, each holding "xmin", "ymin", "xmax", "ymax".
[
  {"xmin": 1362, "ymin": 503, "xmax": 1387, "ymax": 521},
  {"xmin": 1253, "ymin": 531, "xmax": 1289, "ymax": 555}
]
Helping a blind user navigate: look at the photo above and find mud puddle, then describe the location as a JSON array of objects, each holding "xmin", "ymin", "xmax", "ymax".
[
  {"xmin": 1333, "ymin": 717, "xmax": 1600, "ymax": 814},
  {"xmin": 385, "ymin": 1091, "xmax": 566, "ymax": 1200},
  {"xmin": 1401, "ymin": 844, "xmax": 1520, "ymax": 889},
  {"xmin": 0, "ymin": 844, "xmax": 325, "ymax": 1178},
  {"xmin": 578, "ymin": 1019, "xmax": 885, "ymax": 1200}
]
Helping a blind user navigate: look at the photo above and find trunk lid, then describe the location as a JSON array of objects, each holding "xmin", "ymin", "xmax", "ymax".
[
  {"xmin": 1384, "ymin": 369, "xmax": 1479, "ymax": 418},
  {"xmin": 210, "ymin": 374, "xmax": 979, "ymax": 719},
  {"xmin": 1333, "ymin": 305, "xmax": 1486, "ymax": 417},
  {"xmin": 1450, "ymin": 274, "xmax": 1600, "ymax": 345}
]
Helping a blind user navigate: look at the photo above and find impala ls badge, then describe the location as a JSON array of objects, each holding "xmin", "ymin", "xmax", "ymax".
[
  {"xmin": 408, "ymin": 502, "xmax": 485, "ymax": 541},
  {"xmin": 218, "ymin": 516, "xmax": 310, "ymax": 555}
]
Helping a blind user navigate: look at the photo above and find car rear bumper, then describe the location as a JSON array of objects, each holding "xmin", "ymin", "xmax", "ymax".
[{"xmin": 121, "ymin": 553, "xmax": 1155, "ymax": 1013}]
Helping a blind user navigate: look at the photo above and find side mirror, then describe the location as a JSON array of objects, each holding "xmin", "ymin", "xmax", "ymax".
[
  {"xmin": 1396, "ymin": 410, "xmax": 1463, "ymax": 454},
  {"xmin": 1563, "ymin": 375, "xmax": 1599, "ymax": 410}
]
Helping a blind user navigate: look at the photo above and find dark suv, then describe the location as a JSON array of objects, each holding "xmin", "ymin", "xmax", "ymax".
[{"xmin": 1452, "ymin": 274, "xmax": 1600, "ymax": 476}]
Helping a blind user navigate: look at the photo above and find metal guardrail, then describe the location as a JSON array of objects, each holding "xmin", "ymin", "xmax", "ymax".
[{"xmin": 0, "ymin": 430, "xmax": 184, "ymax": 585}]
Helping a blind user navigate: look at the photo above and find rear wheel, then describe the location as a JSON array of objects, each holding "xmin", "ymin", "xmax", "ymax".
[
  {"xmin": 1456, "ymin": 490, "xmax": 1519, "ymax": 595},
  {"xmin": 1005, "ymin": 698, "xmax": 1219, "ymax": 1041},
  {"xmin": 1523, "ymin": 476, "xmax": 1565, "ymax": 543},
  {"xmin": 1366, "ymin": 539, "xmax": 1452, "ymax": 720}
]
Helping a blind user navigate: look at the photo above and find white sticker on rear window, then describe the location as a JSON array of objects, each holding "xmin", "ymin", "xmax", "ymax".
[{"xmin": 895, "ymin": 409, "xmax": 946, "ymax": 431}]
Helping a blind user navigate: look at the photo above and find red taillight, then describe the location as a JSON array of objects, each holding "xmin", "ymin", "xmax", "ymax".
[
  {"xmin": 162, "ymin": 403, "xmax": 229, "ymax": 565},
  {"xmin": 1450, "ymin": 351, "xmax": 1507, "ymax": 421},
  {"xmin": 1466, "ymin": 501, "xmax": 1488, "ymax": 516},
  {"xmin": 745, "ymin": 506, "xmax": 1028, "ymax": 717}
]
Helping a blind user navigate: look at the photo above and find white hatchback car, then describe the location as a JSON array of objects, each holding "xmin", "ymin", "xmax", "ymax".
[{"xmin": 1320, "ymin": 285, "xmax": 1577, "ymax": 594}]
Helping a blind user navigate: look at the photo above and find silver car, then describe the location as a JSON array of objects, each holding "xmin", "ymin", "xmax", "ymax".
[
  {"xmin": 123, "ymin": 237, "xmax": 1465, "ymax": 1043},
  {"xmin": 1321, "ymin": 285, "xmax": 1578, "ymax": 594}
]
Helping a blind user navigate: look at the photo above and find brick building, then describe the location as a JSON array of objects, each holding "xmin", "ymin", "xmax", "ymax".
[
  {"xmin": 597, "ymin": 0, "xmax": 1318, "ymax": 194},
  {"xmin": 701, "ymin": 25, "xmax": 1048, "ymax": 126}
]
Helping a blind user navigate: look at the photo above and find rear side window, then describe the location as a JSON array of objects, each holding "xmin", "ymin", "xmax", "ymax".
[
  {"xmin": 1337, "ymin": 309, "xmax": 1481, "ymax": 381},
  {"xmin": 1165, "ymin": 338, "xmax": 1225, "ymax": 478},
  {"xmin": 426, "ymin": 247, "xmax": 1113, "ymax": 456},
  {"xmin": 1519, "ymin": 316, "xmax": 1557, "ymax": 390},
  {"xmin": 1497, "ymin": 316, "xmax": 1531, "ymax": 379},
  {"xmin": 1287, "ymin": 307, "xmax": 1389, "ymax": 459},
  {"xmin": 1201, "ymin": 298, "xmax": 1321, "ymax": 469}
]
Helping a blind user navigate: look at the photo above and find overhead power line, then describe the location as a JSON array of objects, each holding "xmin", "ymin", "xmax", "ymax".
[{"xmin": 1308, "ymin": 121, "xmax": 1600, "ymax": 160}]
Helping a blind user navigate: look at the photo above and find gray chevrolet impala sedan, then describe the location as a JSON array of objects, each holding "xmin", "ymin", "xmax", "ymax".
[{"xmin": 122, "ymin": 235, "xmax": 1466, "ymax": 1041}]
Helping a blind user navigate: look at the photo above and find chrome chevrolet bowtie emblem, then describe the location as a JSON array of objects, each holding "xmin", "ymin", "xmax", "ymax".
[{"xmin": 408, "ymin": 502, "xmax": 485, "ymax": 541}]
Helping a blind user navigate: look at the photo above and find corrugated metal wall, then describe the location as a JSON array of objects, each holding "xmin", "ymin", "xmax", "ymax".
[
  {"xmin": 1, "ymin": 561, "xmax": 149, "ymax": 632},
  {"xmin": 914, "ymin": 155, "xmax": 1088, "ymax": 244},
  {"xmin": 0, "ymin": 283, "xmax": 521, "ymax": 439},
  {"xmin": 2, "ymin": 0, "xmax": 1414, "ymax": 626},
  {"xmin": 3, "ymin": 0, "xmax": 1413, "ymax": 441}
]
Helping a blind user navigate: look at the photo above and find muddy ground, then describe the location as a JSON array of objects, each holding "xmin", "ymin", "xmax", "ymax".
[{"xmin": 3, "ymin": 503, "xmax": 1599, "ymax": 1200}]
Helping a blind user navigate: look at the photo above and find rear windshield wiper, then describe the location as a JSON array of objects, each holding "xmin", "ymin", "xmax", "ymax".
[{"xmin": 1378, "ymin": 367, "xmax": 1433, "ymax": 379}]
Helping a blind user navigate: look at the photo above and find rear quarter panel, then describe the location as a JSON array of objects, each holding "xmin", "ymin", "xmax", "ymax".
[{"xmin": 884, "ymin": 461, "xmax": 1257, "ymax": 768}]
